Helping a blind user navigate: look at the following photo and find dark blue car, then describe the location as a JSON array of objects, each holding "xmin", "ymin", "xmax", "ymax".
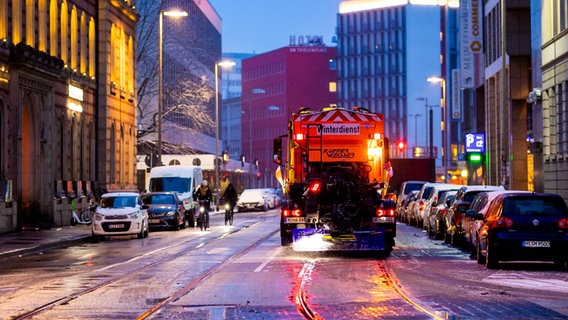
[{"xmin": 142, "ymin": 192, "xmax": 186, "ymax": 231}]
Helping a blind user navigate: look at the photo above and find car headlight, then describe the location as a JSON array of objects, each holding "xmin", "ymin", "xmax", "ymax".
[
  {"xmin": 166, "ymin": 211, "xmax": 176, "ymax": 216},
  {"xmin": 128, "ymin": 210, "xmax": 141, "ymax": 219},
  {"xmin": 94, "ymin": 213, "xmax": 103, "ymax": 221}
]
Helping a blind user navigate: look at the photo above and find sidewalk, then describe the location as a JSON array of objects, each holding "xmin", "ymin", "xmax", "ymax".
[
  {"xmin": 0, "ymin": 224, "xmax": 93, "ymax": 260},
  {"xmin": 0, "ymin": 209, "xmax": 225, "ymax": 260}
]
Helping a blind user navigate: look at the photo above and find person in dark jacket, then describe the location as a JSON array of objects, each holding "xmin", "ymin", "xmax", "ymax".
[
  {"xmin": 222, "ymin": 183, "xmax": 238, "ymax": 211},
  {"xmin": 193, "ymin": 180, "xmax": 213, "ymax": 209}
]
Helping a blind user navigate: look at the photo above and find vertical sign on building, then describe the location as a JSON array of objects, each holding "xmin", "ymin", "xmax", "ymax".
[
  {"xmin": 459, "ymin": 0, "xmax": 483, "ymax": 89},
  {"xmin": 451, "ymin": 69, "xmax": 461, "ymax": 119}
]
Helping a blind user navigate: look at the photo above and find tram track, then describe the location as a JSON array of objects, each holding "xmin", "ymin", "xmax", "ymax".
[{"xmin": 11, "ymin": 216, "xmax": 274, "ymax": 320}]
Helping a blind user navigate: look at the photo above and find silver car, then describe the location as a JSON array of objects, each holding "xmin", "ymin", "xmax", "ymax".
[{"xmin": 91, "ymin": 192, "xmax": 149, "ymax": 241}]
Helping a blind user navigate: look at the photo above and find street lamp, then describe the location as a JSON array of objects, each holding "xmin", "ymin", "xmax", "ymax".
[
  {"xmin": 408, "ymin": 113, "xmax": 421, "ymax": 156},
  {"xmin": 158, "ymin": 9, "xmax": 188, "ymax": 166},
  {"xmin": 215, "ymin": 60, "xmax": 236, "ymax": 210},
  {"xmin": 427, "ymin": 76, "xmax": 446, "ymax": 169},
  {"xmin": 247, "ymin": 88, "xmax": 265, "ymax": 187}
]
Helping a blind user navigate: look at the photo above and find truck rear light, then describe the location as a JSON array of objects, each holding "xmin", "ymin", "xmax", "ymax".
[
  {"xmin": 558, "ymin": 218, "xmax": 568, "ymax": 229},
  {"xmin": 283, "ymin": 208, "xmax": 302, "ymax": 217},
  {"xmin": 294, "ymin": 133, "xmax": 304, "ymax": 141},
  {"xmin": 376, "ymin": 208, "xmax": 395, "ymax": 217}
]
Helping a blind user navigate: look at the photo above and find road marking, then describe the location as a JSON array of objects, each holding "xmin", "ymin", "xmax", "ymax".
[
  {"xmin": 94, "ymin": 246, "xmax": 167, "ymax": 272},
  {"xmin": 254, "ymin": 247, "xmax": 282, "ymax": 272}
]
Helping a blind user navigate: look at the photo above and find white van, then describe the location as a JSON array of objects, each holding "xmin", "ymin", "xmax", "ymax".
[{"xmin": 148, "ymin": 165, "xmax": 203, "ymax": 226}]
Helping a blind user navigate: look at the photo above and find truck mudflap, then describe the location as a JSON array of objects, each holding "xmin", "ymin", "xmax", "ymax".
[{"xmin": 291, "ymin": 228, "xmax": 390, "ymax": 252}]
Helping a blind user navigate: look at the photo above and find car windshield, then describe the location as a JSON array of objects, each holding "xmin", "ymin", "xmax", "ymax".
[
  {"xmin": 464, "ymin": 191, "xmax": 484, "ymax": 202},
  {"xmin": 503, "ymin": 196, "xmax": 568, "ymax": 216},
  {"xmin": 142, "ymin": 194, "xmax": 175, "ymax": 205},
  {"xmin": 149, "ymin": 177, "xmax": 191, "ymax": 193},
  {"xmin": 405, "ymin": 183, "xmax": 424, "ymax": 193},
  {"xmin": 100, "ymin": 196, "xmax": 137, "ymax": 209}
]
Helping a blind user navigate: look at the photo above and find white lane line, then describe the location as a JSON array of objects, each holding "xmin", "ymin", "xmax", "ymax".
[
  {"xmin": 254, "ymin": 247, "xmax": 282, "ymax": 272},
  {"xmin": 94, "ymin": 246, "xmax": 168, "ymax": 272}
]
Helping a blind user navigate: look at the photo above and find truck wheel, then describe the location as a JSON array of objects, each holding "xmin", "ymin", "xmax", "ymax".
[{"xmin": 281, "ymin": 236, "xmax": 292, "ymax": 246}]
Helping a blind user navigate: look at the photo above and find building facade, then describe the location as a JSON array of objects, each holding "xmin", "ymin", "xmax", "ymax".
[
  {"xmin": 241, "ymin": 45, "xmax": 338, "ymax": 188},
  {"xmin": 539, "ymin": 0, "xmax": 568, "ymax": 199},
  {"xmin": 337, "ymin": 1, "xmax": 442, "ymax": 163},
  {"xmin": 0, "ymin": 0, "xmax": 138, "ymax": 232}
]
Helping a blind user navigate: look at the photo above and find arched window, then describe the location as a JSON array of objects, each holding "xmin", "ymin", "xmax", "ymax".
[
  {"xmin": 49, "ymin": 0, "xmax": 58, "ymax": 57},
  {"xmin": 110, "ymin": 123, "xmax": 116, "ymax": 184},
  {"xmin": 70, "ymin": 6, "xmax": 78, "ymax": 70},
  {"xmin": 25, "ymin": 0, "xmax": 35, "ymax": 47},
  {"xmin": 60, "ymin": 1, "xmax": 68, "ymax": 65},
  {"xmin": 88, "ymin": 18, "xmax": 95, "ymax": 78},
  {"xmin": 80, "ymin": 12, "xmax": 87, "ymax": 74},
  {"xmin": 12, "ymin": 0, "xmax": 21, "ymax": 44}
]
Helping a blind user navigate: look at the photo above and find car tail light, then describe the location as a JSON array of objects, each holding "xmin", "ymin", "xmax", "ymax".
[
  {"xmin": 283, "ymin": 208, "xmax": 302, "ymax": 217},
  {"xmin": 418, "ymin": 200, "xmax": 425, "ymax": 211},
  {"xmin": 558, "ymin": 218, "xmax": 568, "ymax": 229},
  {"xmin": 376, "ymin": 208, "xmax": 395, "ymax": 217},
  {"xmin": 439, "ymin": 208, "xmax": 447, "ymax": 215},
  {"xmin": 490, "ymin": 216, "xmax": 514, "ymax": 229},
  {"xmin": 310, "ymin": 181, "xmax": 322, "ymax": 193}
]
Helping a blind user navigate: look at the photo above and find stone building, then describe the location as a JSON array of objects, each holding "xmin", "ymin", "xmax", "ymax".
[{"xmin": 0, "ymin": 0, "xmax": 138, "ymax": 232}]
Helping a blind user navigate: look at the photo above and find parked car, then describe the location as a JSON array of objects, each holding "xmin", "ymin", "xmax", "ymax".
[
  {"xmin": 265, "ymin": 188, "xmax": 282, "ymax": 207},
  {"xmin": 396, "ymin": 181, "xmax": 427, "ymax": 221},
  {"xmin": 410, "ymin": 182, "xmax": 444, "ymax": 228},
  {"xmin": 422, "ymin": 184, "xmax": 462, "ymax": 231},
  {"xmin": 398, "ymin": 190, "xmax": 419, "ymax": 223},
  {"xmin": 91, "ymin": 192, "xmax": 149, "ymax": 241},
  {"xmin": 445, "ymin": 185, "xmax": 504, "ymax": 246},
  {"xmin": 142, "ymin": 192, "xmax": 186, "ymax": 230},
  {"xmin": 463, "ymin": 190, "xmax": 531, "ymax": 253},
  {"xmin": 426, "ymin": 189, "xmax": 458, "ymax": 240},
  {"xmin": 475, "ymin": 191, "xmax": 568, "ymax": 269},
  {"xmin": 237, "ymin": 188, "xmax": 275, "ymax": 212}
]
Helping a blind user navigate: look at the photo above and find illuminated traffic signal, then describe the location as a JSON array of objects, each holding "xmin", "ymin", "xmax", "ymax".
[{"xmin": 397, "ymin": 141, "xmax": 406, "ymax": 153}]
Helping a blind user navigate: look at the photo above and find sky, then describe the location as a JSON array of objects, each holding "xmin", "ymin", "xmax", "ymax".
[{"xmin": 210, "ymin": 0, "xmax": 343, "ymax": 54}]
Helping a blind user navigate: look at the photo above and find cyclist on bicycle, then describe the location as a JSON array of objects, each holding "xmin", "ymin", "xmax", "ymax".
[
  {"xmin": 222, "ymin": 182, "xmax": 238, "ymax": 212},
  {"xmin": 193, "ymin": 180, "xmax": 212, "ymax": 208}
]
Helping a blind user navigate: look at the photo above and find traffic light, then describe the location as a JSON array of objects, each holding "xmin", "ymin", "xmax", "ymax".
[{"xmin": 397, "ymin": 141, "xmax": 406, "ymax": 153}]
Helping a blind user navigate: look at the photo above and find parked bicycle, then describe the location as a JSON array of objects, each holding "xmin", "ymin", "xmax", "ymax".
[{"xmin": 71, "ymin": 205, "xmax": 97, "ymax": 225}]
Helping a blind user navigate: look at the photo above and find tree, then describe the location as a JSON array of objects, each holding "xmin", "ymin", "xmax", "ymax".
[{"xmin": 135, "ymin": 0, "xmax": 216, "ymax": 149}]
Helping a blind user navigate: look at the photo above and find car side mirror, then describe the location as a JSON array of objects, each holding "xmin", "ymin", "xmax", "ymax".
[
  {"xmin": 465, "ymin": 209, "xmax": 475, "ymax": 217},
  {"xmin": 141, "ymin": 204, "xmax": 149, "ymax": 210}
]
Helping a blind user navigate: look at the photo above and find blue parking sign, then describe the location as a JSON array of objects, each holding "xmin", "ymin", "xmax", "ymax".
[{"xmin": 465, "ymin": 133, "xmax": 485, "ymax": 153}]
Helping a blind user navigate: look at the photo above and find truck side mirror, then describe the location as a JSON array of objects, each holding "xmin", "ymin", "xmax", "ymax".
[{"xmin": 273, "ymin": 137, "xmax": 282, "ymax": 165}]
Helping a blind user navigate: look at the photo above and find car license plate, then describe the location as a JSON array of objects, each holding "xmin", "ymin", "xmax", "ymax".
[
  {"xmin": 522, "ymin": 241, "xmax": 550, "ymax": 248},
  {"xmin": 149, "ymin": 219, "xmax": 160, "ymax": 224},
  {"xmin": 285, "ymin": 217, "xmax": 306, "ymax": 224},
  {"xmin": 108, "ymin": 224, "xmax": 124, "ymax": 229},
  {"xmin": 373, "ymin": 217, "xmax": 395, "ymax": 223}
]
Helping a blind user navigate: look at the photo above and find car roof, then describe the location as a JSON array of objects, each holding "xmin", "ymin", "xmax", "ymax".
[
  {"xmin": 102, "ymin": 192, "xmax": 139, "ymax": 197},
  {"xmin": 460, "ymin": 185, "xmax": 504, "ymax": 193}
]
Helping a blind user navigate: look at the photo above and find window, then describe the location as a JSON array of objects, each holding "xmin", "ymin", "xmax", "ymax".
[{"xmin": 329, "ymin": 82, "xmax": 337, "ymax": 93}]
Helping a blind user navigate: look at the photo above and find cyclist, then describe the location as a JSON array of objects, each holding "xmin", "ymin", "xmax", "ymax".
[
  {"xmin": 222, "ymin": 182, "xmax": 238, "ymax": 224},
  {"xmin": 193, "ymin": 180, "xmax": 212, "ymax": 229}
]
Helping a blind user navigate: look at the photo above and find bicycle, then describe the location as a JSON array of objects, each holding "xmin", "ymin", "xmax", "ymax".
[
  {"xmin": 224, "ymin": 202, "xmax": 234, "ymax": 225},
  {"xmin": 71, "ymin": 205, "xmax": 97, "ymax": 225},
  {"xmin": 196, "ymin": 199, "xmax": 210, "ymax": 231}
]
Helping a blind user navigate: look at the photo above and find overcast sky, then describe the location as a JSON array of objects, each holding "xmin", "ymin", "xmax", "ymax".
[{"xmin": 210, "ymin": 0, "xmax": 343, "ymax": 54}]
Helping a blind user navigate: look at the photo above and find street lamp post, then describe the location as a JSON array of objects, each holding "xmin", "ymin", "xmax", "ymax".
[
  {"xmin": 408, "ymin": 113, "xmax": 421, "ymax": 156},
  {"xmin": 158, "ymin": 9, "xmax": 187, "ymax": 166},
  {"xmin": 247, "ymin": 88, "xmax": 265, "ymax": 188},
  {"xmin": 215, "ymin": 60, "xmax": 236, "ymax": 210},
  {"xmin": 427, "ymin": 76, "xmax": 446, "ymax": 169}
]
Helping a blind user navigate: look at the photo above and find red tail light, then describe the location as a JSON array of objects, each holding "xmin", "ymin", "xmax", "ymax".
[
  {"xmin": 418, "ymin": 200, "xmax": 425, "ymax": 211},
  {"xmin": 558, "ymin": 218, "xmax": 568, "ymax": 229},
  {"xmin": 439, "ymin": 208, "xmax": 446, "ymax": 215},
  {"xmin": 376, "ymin": 208, "xmax": 395, "ymax": 217},
  {"xmin": 490, "ymin": 216, "xmax": 514, "ymax": 229},
  {"xmin": 310, "ymin": 181, "xmax": 321, "ymax": 192},
  {"xmin": 283, "ymin": 208, "xmax": 302, "ymax": 217}
]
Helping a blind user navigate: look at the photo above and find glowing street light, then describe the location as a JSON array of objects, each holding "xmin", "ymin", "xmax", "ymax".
[
  {"xmin": 158, "ymin": 9, "xmax": 188, "ymax": 166},
  {"xmin": 215, "ymin": 60, "xmax": 236, "ymax": 210}
]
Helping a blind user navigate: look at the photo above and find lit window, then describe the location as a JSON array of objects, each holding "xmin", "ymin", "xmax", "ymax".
[{"xmin": 329, "ymin": 82, "xmax": 337, "ymax": 92}]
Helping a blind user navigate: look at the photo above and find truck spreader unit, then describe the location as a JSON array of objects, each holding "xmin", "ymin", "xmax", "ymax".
[{"xmin": 273, "ymin": 107, "xmax": 395, "ymax": 255}]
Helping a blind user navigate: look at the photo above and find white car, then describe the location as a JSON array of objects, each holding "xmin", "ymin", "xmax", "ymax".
[
  {"xmin": 237, "ymin": 188, "xmax": 275, "ymax": 212},
  {"xmin": 91, "ymin": 192, "xmax": 149, "ymax": 241}
]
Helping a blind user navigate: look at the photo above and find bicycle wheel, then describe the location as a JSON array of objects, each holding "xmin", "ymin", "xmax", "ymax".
[
  {"xmin": 80, "ymin": 208, "xmax": 92, "ymax": 224},
  {"xmin": 199, "ymin": 212, "xmax": 204, "ymax": 231},
  {"xmin": 205, "ymin": 212, "xmax": 209, "ymax": 230},
  {"xmin": 228, "ymin": 211, "xmax": 233, "ymax": 225}
]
